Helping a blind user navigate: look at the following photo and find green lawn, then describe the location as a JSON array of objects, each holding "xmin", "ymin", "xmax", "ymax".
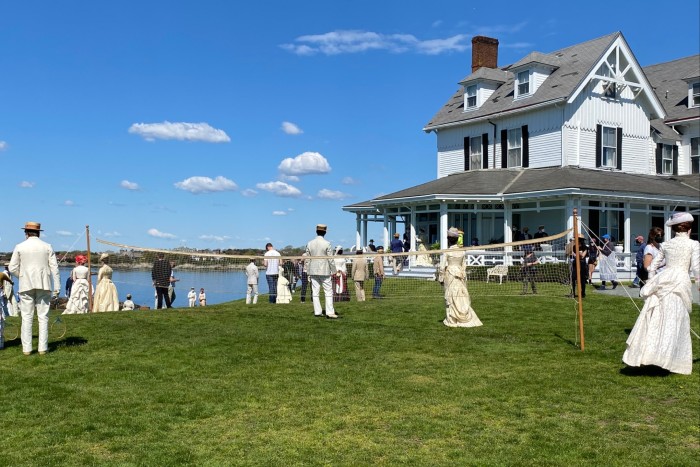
[{"xmin": 1, "ymin": 290, "xmax": 698, "ymax": 466}]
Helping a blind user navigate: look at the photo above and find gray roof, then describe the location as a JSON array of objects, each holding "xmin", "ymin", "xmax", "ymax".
[
  {"xmin": 369, "ymin": 167, "xmax": 699, "ymax": 202},
  {"xmin": 643, "ymin": 55, "xmax": 700, "ymax": 123},
  {"xmin": 510, "ymin": 51, "xmax": 561, "ymax": 70},
  {"xmin": 650, "ymin": 118, "xmax": 681, "ymax": 141},
  {"xmin": 425, "ymin": 32, "xmax": 620, "ymax": 130},
  {"xmin": 459, "ymin": 67, "xmax": 510, "ymax": 85}
]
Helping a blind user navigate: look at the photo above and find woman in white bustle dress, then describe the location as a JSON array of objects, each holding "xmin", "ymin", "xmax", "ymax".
[
  {"xmin": 442, "ymin": 228, "xmax": 482, "ymax": 328},
  {"xmin": 92, "ymin": 254, "xmax": 119, "ymax": 312},
  {"xmin": 414, "ymin": 238, "xmax": 434, "ymax": 267},
  {"xmin": 64, "ymin": 255, "xmax": 92, "ymax": 315},
  {"xmin": 276, "ymin": 267, "xmax": 292, "ymax": 304},
  {"xmin": 623, "ymin": 212, "xmax": 700, "ymax": 375}
]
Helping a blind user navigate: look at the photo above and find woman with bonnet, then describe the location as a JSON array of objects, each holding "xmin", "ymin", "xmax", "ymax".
[
  {"xmin": 441, "ymin": 227, "xmax": 482, "ymax": 328},
  {"xmin": 623, "ymin": 212, "xmax": 700, "ymax": 375}
]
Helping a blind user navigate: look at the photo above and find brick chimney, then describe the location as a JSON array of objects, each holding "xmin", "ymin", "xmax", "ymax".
[{"xmin": 471, "ymin": 36, "xmax": 499, "ymax": 72}]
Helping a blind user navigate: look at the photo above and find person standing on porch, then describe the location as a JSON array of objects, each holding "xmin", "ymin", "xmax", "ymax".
[
  {"xmin": 390, "ymin": 233, "xmax": 404, "ymax": 275},
  {"xmin": 597, "ymin": 234, "xmax": 619, "ymax": 290}
]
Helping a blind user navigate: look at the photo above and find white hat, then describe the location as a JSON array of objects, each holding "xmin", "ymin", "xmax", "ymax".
[
  {"xmin": 666, "ymin": 212, "xmax": 694, "ymax": 226},
  {"xmin": 447, "ymin": 227, "xmax": 460, "ymax": 238}
]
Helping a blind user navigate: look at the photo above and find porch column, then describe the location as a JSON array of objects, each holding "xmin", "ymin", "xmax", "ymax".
[
  {"xmin": 504, "ymin": 201, "xmax": 513, "ymax": 266},
  {"xmin": 439, "ymin": 202, "xmax": 448, "ymax": 250},
  {"xmin": 355, "ymin": 213, "xmax": 362, "ymax": 250},
  {"xmin": 565, "ymin": 197, "xmax": 575, "ymax": 238},
  {"xmin": 362, "ymin": 214, "xmax": 368, "ymax": 249},
  {"xmin": 383, "ymin": 209, "xmax": 389, "ymax": 252},
  {"xmin": 409, "ymin": 206, "xmax": 417, "ymax": 267}
]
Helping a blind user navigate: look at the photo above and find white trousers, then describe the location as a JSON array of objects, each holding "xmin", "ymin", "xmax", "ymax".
[
  {"xmin": 246, "ymin": 284, "xmax": 258, "ymax": 304},
  {"xmin": 20, "ymin": 289, "xmax": 51, "ymax": 353},
  {"xmin": 310, "ymin": 275, "xmax": 336, "ymax": 317}
]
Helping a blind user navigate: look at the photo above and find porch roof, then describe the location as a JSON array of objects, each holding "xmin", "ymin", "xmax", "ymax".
[{"xmin": 344, "ymin": 167, "xmax": 699, "ymax": 209}]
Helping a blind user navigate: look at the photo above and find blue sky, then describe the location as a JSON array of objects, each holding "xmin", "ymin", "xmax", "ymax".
[{"xmin": 1, "ymin": 0, "xmax": 698, "ymax": 252}]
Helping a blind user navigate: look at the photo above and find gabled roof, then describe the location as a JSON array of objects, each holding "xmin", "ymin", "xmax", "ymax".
[
  {"xmin": 458, "ymin": 67, "xmax": 510, "ymax": 86},
  {"xmin": 643, "ymin": 55, "xmax": 700, "ymax": 124},
  {"xmin": 650, "ymin": 118, "xmax": 681, "ymax": 141},
  {"xmin": 364, "ymin": 167, "xmax": 699, "ymax": 204},
  {"xmin": 509, "ymin": 51, "xmax": 560, "ymax": 70},
  {"xmin": 424, "ymin": 32, "xmax": 620, "ymax": 131}
]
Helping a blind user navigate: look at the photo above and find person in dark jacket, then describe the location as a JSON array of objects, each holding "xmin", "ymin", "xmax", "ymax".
[
  {"xmin": 632, "ymin": 235, "xmax": 646, "ymax": 287},
  {"xmin": 151, "ymin": 252, "xmax": 172, "ymax": 309}
]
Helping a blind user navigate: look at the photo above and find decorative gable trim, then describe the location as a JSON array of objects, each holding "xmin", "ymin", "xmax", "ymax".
[{"xmin": 568, "ymin": 34, "xmax": 666, "ymax": 119}]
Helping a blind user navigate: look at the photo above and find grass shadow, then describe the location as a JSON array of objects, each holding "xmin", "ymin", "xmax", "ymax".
[
  {"xmin": 49, "ymin": 336, "xmax": 88, "ymax": 351},
  {"xmin": 619, "ymin": 365, "xmax": 671, "ymax": 377},
  {"xmin": 554, "ymin": 333, "xmax": 579, "ymax": 348}
]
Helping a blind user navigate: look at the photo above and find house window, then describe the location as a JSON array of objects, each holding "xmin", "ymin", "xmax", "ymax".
[
  {"xmin": 470, "ymin": 137, "xmax": 482, "ymax": 168},
  {"xmin": 602, "ymin": 126, "xmax": 617, "ymax": 167},
  {"xmin": 691, "ymin": 137, "xmax": 699, "ymax": 174},
  {"xmin": 693, "ymin": 83, "xmax": 700, "ymax": 108},
  {"xmin": 466, "ymin": 85, "xmax": 477, "ymax": 109},
  {"xmin": 507, "ymin": 128, "xmax": 522, "ymax": 167},
  {"xmin": 517, "ymin": 71, "xmax": 530, "ymax": 96},
  {"xmin": 662, "ymin": 144, "xmax": 674, "ymax": 174}
]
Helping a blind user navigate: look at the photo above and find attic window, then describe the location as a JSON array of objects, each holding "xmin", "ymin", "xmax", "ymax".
[
  {"xmin": 517, "ymin": 70, "xmax": 530, "ymax": 96},
  {"xmin": 466, "ymin": 85, "xmax": 477, "ymax": 109},
  {"xmin": 692, "ymin": 83, "xmax": 700, "ymax": 107}
]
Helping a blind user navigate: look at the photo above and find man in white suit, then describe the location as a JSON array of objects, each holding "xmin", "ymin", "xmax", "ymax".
[
  {"xmin": 9, "ymin": 221, "xmax": 61, "ymax": 355},
  {"xmin": 305, "ymin": 224, "xmax": 338, "ymax": 319},
  {"xmin": 245, "ymin": 258, "xmax": 259, "ymax": 304}
]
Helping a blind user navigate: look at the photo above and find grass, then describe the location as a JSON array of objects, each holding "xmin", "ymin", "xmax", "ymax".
[{"xmin": 1, "ymin": 286, "xmax": 698, "ymax": 466}]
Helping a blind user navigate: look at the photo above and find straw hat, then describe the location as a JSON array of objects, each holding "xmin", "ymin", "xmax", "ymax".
[
  {"xmin": 666, "ymin": 212, "xmax": 694, "ymax": 226},
  {"xmin": 316, "ymin": 224, "xmax": 327, "ymax": 232},
  {"xmin": 22, "ymin": 221, "xmax": 43, "ymax": 231}
]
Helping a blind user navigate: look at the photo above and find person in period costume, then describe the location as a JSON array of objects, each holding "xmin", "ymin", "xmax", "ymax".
[
  {"xmin": 570, "ymin": 234, "xmax": 589, "ymax": 298},
  {"xmin": 63, "ymin": 255, "xmax": 92, "ymax": 314},
  {"xmin": 332, "ymin": 246, "xmax": 350, "ymax": 302},
  {"xmin": 245, "ymin": 259, "xmax": 259, "ymax": 305},
  {"xmin": 643, "ymin": 227, "xmax": 665, "ymax": 276},
  {"xmin": 188, "ymin": 287, "xmax": 197, "ymax": 307},
  {"xmin": 351, "ymin": 250, "xmax": 368, "ymax": 302},
  {"xmin": 276, "ymin": 267, "xmax": 293, "ymax": 304},
  {"xmin": 390, "ymin": 233, "xmax": 404, "ymax": 275},
  {"xmin": 9, "ymin": 222, "xmax": 61, "ymax": 355},
  {"xmin": 199, "ymin": 288, "xmax": 207, "ymax": 307},
  {"xmin": 367, "ymin": 239, "xmax": 377, "ymax": 252},
  {"xmin": 152, "ymin": 252, "xmax": 173, "ymax": 309},
  {"xmin": 304, "ymin": 224, "xmax": 338, "ymax": 319},
  {"xmin": 441, "ymin": 227, "xmax": 482, "ymax": 328},
  {"xmin": 299, "ymin": 253, "xmax": 309, "ymax": 303},
  {"xmin": 587, "ymin": 238, "xmax": 599, "ymax": 285},
  {"xmin": 263, "ymin": 243, "xmax": 280, "ymax": 303},
  {"xmin": 372, "ymin": 246, "xmax": 386, "ymax": 299},
  {"xmin": 632, "ymin": 235, "xmax": 647, "ymax": 287},
  {"xmin": 122, "ymin": 294, "xmax": 135, "ymax": 311},
  {"xmin": 0, "ymin": 270, "xmax": 13, "ymax": 349},
  {"xmin": 597, "ymin": 234, "xmax": 619, "ymax": 290},
  {"xmin": 623, "ymin": 212, "xmax": 700, "ymax": 375},
  {"xmin": 93, "ymin": 253, "xmax": 119, "ymax": 312},
  {"xmin": 2, "ymin": 266, "xmax": 19, "ymax": 317},
  {"xmin": 0, "ymin": 270, "xmax": 15, "ymax": 318},
  {"xmin": 521, "ymin": 245, "xmax": 539, "ymax": 295},
  {"xmin": 414, "ymin": 238, "xmax": 434, "ymax": 267}
]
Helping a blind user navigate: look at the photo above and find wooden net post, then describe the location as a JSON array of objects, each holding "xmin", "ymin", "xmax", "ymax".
[
  {"xmin": 573, "ymin": 209, "xmax": 585, "ymax": 351},
  {"xmin": 86, "ymin": 225, "xmax": 93, "ymax": 313}
]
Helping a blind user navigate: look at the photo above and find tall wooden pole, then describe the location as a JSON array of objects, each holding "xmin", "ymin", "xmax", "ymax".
[
  {"xmin": 573, "ymin": 209, "xmax": 585, "ymax": 351},
  {"xmin": 86, "ymin": 225, "xmax": 93, "ymax": 313}
]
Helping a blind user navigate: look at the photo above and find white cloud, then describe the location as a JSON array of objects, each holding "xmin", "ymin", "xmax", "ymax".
[
  {"xmin": 272, "ymin": 211, "xmax": 287, "ymax": 216},
  {"xmin": 148, "ymin": 228, "xmax": 176, "ymax": 239},
  {"xmin": 20, "ymin": 181, "xmax": 35, "ymax": 188},
  {"xmin": 241, "ymin": 189, "xmax": 258, "ymax": 197},
  {"xmin": 128, "ymin": 121, "xmax": 231, "ymax": 143},
  {"xmin": 64, "ymin": 200, "xmax": 75, "ymax": 206},
  {"xmin": 121, "ymin": 180, "xmax": 140, "ymax": 190},
  {"xmin": 174, "ymin": 176, "xmax": 238, "ymax": 194},
  {"xmin": 255, "ymin": 181, "xmax": 302, "ymax": 197},
  {"xmin": 103, "ymin": 231, "xmax": 122, "ymax": 238},
  {"xmin": 56, "ymin": 230, "xmax": 75, "ymax": 237},
  {"xmin": 0, "ymin": 141, "xmax": 7, "ymax": 151},
  {"xmin": 199, "ymin": 234, "xmax": 231, "ymax": 242},
  {"xmin": 317, "ymin": 189, "xmax": 351, "ymax": 200},
  {"xmin": 279, "ymin": 174, "xmax": 300, "ymax": 182},
  {"xmin": 278, "ymin": 151, "xmax": 331, "ymax": 176},
  {"xmin": 281, "ymin": 30, "xmax": 476, "ymax": 56},
  {"xmin": 281, "ymin": 121, "xmax": 303, "ymax": 135},
  {"xmin": 341, "ymin": 176, "xmax": 358, "ymax": 185}
]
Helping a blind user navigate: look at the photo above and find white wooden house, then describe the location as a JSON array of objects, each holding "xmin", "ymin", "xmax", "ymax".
[{"xmin": 344, "ymin": 32, "xmax": 699, "ymax": 271}]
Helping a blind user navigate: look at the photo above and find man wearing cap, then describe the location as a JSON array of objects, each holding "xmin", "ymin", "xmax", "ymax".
[
  {"xmin": 390, "ymin": 232, "xmax": 404, "ymax": 275},
  {"xmin": 305, "ymin": 224, "xmax": 338, "ymax": 318},
  {"xmin": 9, "ymin": 222, "xmax": 61, "ymax": 355},
  {"xmin": 632, "ymin": 235, "xmax": 647, "ymax": 287}
]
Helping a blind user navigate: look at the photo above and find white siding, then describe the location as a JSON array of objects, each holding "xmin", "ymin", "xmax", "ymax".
[
  {"xmin": 493, "ymin": 106, "xmax": 564, "ymax": 168},
  {"xmin": 678, "ymin": 121, "xmax": 700, "ymax": 175},
  {"xmin": 437, "ymin": 149, "xmax": 464, "ymax": 178},
  {"xmin": 436, "ymin": 123, "xmax": 494, "ymax": 177}
]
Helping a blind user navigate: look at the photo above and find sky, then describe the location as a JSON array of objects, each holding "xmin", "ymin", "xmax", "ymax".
[{"xmin": 1, "ymin": 0, "xmax": 698, "ymax": 252}]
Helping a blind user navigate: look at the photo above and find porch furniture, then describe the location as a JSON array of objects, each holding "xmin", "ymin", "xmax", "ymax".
[{"xmin": 486, "ymin": 265, "xmax": 509, "ymax": 284}]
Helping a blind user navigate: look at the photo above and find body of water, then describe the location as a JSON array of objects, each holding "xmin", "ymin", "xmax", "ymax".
[{"xmin": 59, "ymin": 266, "xmax": 258, "ymax": 309}]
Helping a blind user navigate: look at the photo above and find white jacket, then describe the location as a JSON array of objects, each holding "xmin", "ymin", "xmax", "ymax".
[{"xmin": 9, "ymin": 236, "xmax": 60, "ymax": 294}]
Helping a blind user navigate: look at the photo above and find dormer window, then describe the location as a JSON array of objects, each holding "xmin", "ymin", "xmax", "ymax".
[
  {"xmin": 692, "ymin": 83, "xmax": 700, "ymax": 107},
  {"xmin": 466, "ymin": 85, "xmax": 477, "ymax": 109},
  {"xmin": 517, "ymin": 70, "xmax": 530, "ymax": 97},
  {"xmin": 602, "ymin": 126, "xmax": 617, "ymax": 167}
]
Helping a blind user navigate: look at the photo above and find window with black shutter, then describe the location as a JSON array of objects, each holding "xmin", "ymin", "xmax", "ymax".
[
  {"xmin": 463, "ymin": 137, "xmax": 470, "ymax": 171},
  {"xmin": 481, "ymin": 133, "xmax": 489, "ymax": 169}
]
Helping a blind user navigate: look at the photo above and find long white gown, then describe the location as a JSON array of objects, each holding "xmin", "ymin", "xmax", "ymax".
[
  {"xmin": 276, "ymin": 267, "xmax": 292, "ymax": 304},
  {"xmin": 598, "ymin": 242, "xmax": 618, "ymax": 281},
  {"xmin": 64, "ymin": 265, "xmax": 92, "ymax": 314},
  {"xmin": 623, "ymin": 232, "xmax": 700, "ymax": 375},
  {"xmin": 93, "ymin": 264, "xmax": 119, "ymax": 312},
  {"xmin": 442, "ymin": 245, "xmax": 483, "ymax": 328}
]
